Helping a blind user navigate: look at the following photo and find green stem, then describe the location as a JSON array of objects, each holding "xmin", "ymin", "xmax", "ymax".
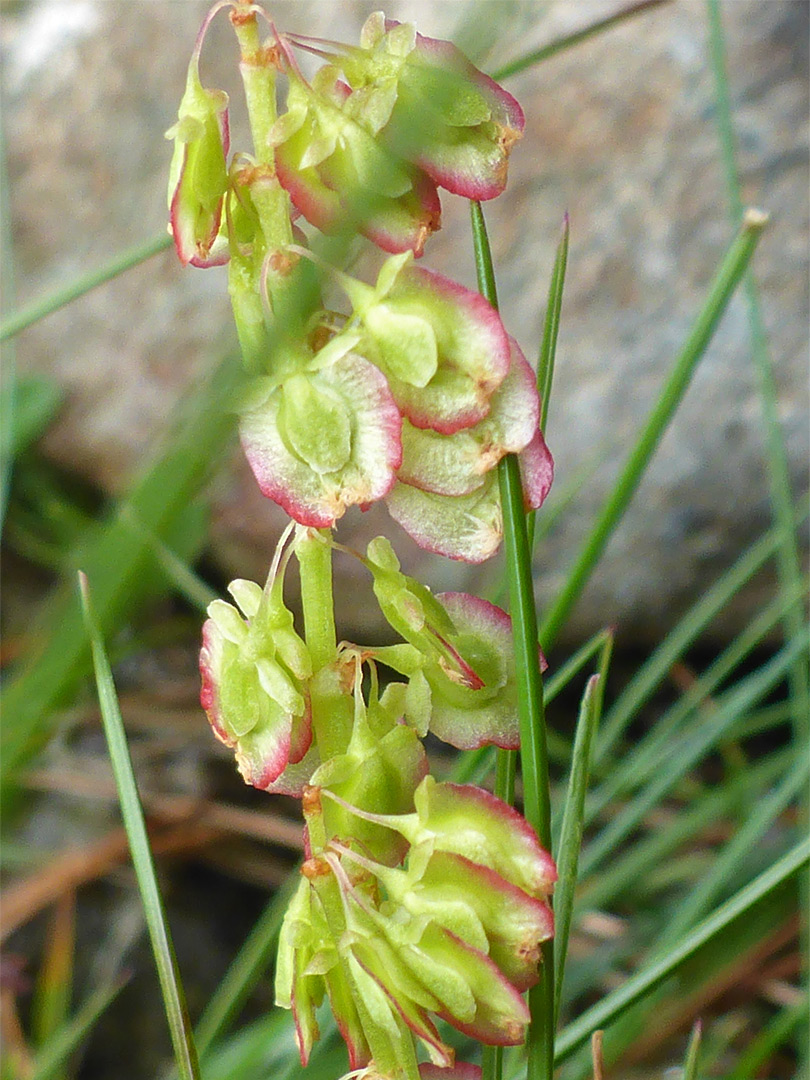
[
  {"xmin": 296, "ymin": 529, "xmax": 336, "ymax": 670},
  {"xmin": 493, "ymin": 0, "xmax": 671, "ymax": 80},
  {"xmin": 295, "ymin": 528, "xmax": 350, "ymax": 762},
  {"xmin": 230, "ymin": 4, "xmax": 276, "ymax": 165},
  {"xmin": 538, "ymin": 210, "xmax": 767, "ymax": 651},
  {"xmin": 471, "ymin": 200, "xmax": 554, "ymax": 1080}
]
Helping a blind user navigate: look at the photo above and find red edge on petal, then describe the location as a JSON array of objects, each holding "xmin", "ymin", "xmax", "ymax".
[
  {"xmin": 199, "ymin": 620, "xmax": 227, "ymax": 743},
  {"xmin": 240, "ymin": 426, "xmax": 340, "ymax": 527},
  {"xmin": 520, "ymin": 428, "xmax": 554, "ymax": 512},
  {"xmin": 433, "ymin": 929, "xmax": 529, "ymax": 1044},
  {"xmin": 243, "ymin": 725, "xmax": 293, "ymax": 790},
  {"xmin": 432, "ymin": 851, "xmax": 554, "ymax": 988},
  {"xmin": 385, "ymin": 484, "xmax": 502, "ymax": 565},
  {"xmin": 440, "ymin": 782, "xmax": 558, "ymax": 891},
  {"xmin": 405, "ymin": 266, "xmax": 511, "ymax": 382},
  {"xmin": 438, "ymin": 589, "xmax": 546, "ymax": 679},
  {"xmin": 405, "ymin": 26, "xmax": 525, "ymax": 134},
  {"xmin": 351, "ymin": 953, "xmax": 454, "ymax": 1068},
  {"xmin": 363, "ymin": 171, "xmax": 442, "ymax": 258},
  {"xmin": 290, "ymin": 972, "xmax": 313, "ymax": 1067}
]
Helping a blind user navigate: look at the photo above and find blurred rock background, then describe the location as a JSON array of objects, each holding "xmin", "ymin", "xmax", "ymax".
[{"xmin": 3, "ymin": 0, "xmax": 808, "ymax": 646}]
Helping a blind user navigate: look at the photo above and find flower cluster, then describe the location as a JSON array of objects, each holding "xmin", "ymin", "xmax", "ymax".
[
  {"xmin": 239, "ymin": 251, "xmax": 553, "ymax": 561},
  {"xmin": 166, "ymin": 6, "xmax": 551, "ymax": 562},
  {"xmin": 169, "ymin": 6, "xmax": 556, "ymax": 1080},
  {"xmin": 278, "ymin": 775, "xmax": 555, "ymax": 1075}
]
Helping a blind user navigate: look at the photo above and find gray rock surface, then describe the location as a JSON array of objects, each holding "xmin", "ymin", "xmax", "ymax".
[{"xmin": 3, "ymin": 0, "xmax": 808, "ymax": 645}]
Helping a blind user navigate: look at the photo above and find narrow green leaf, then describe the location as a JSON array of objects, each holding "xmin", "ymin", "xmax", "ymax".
[
  {"xmin": 471, "ymin": 198, "xmax": 554, "ymax": 1080},
  {"xmin": 528, "ymin": 213, "xmax": 568, "ymax": 553},
  {"xmin": 588, "ymin": 576, "xmax": 807, "ymax": 822},
  {"xmin": 6, "ymin": 377, "xmax": 63, "ymax": 459},
  {"xmin": 0, "ymin": 125, "xmax": 17, "ymax": 529},
  {"xmin": 578, "ymin": 747, "xmax": 792, "ymax": 912},
  {"xmin": 493, "ymin": 0, "xmax": 672, "ymax": 80},
  {"xmin": 682, "ymin": 1020, "xmax": 703, "ymax": 1080},
  {"xmin": 659, "ymin": 751, "xmax": 809, "ymax": 947},
  {"xmin": 30, "ymin": 978, "xmax": 125, "ymax": 1080},
  {"xmin": 79, "ymin": 573, "xmax": 200, "ymax": 1080},
  {"xmin": 0, "ymin": 233, "xmax": 173, "ymax": 344},
  {"xmin": 706, "ymin": 0, "xmax": 809, "ymax": 734},
  {"xmin": 538, "ymin": 210, "xmax": 767, "ymax": 651},
  {"xmin": 580, "ymin": 629, "xmax": 809, "ymax": 876},
  {"xmin": 120, "ymin": 506, "xmax": 218, "ymax": 614},
  {"xmin": 594, "ymin": 506, "xmax": 808, "ymax": 768},
  {"xmin": 536, "ymin": 213, "xmax": 568, "ymax": 434},
  {"xmin": 31, "ymin": 894, "xmax": 75, "ymax": 1064},
  {"xmin": 553, "ymin": 673, "xmax": 604, "ymax": 1020},
  {"xmin": 554, "ymin": 836, "xmax": 810, "ymax": 1062},
  {"xmin": 724, "ymin": 998, "xmax": 807, "ymax": 1080}
]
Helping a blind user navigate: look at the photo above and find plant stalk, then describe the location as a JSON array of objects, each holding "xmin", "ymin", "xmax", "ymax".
[{"xmin": 471, "ymin": 200, "xmax": 555, "ymax": 1080}]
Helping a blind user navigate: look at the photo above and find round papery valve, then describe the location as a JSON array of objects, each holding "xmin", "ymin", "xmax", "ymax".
[
  {"xmin": 385, "ymin": 474, "xmax": 503, "ymax": 563},
  {"xmin": 424, "ymin": 591, "xmax": 548, "ymax": 752},
  {"xmin": 199, "ymin": 611, "xmax": 311, "ymax": 790},
  {"xmin": 383, "ymin": 20, "xmax": 525, "ymax": 201},
  {"xmin": 240, "ymin": 350, "xmax": 402, "ymax": 527},
  {"xmin": 386, "ymin": 419, "xmax": 553, "ymax": 563},
  {"xmin": 396, "ymin": 337, "xmax": 540, "ymax": 496},
  {"xmin": 362, "ymin": 266, "xmax": 511, "ymax": 435},
  {"xmin": 271, "ymin": 45, "xmax": 441, "ymax": 256},
  {"xmin": 327, "ymin": 851, "xmax": 531, "ymax": 1054},
  {"xmin": 286, "ymin": 13, "xmax": 524, "ymax": 202}
]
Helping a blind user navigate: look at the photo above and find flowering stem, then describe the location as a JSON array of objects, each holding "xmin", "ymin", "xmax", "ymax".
[
  {"xmin": 230, "ymin": 3, "xmax": 276, "ymax": 165},
  {"xmin": 296, "ymin": 528, "xmax": 348, "ymax": 760},
  {"xmin": 471, "ymin": 200, "xmax": 555, "ymax": 1080}
]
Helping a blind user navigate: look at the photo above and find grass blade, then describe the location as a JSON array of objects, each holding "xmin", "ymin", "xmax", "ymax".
[
  {"xmin": 578, "ymin": 747, "xmax": 792, "ymax": 913},
  {"xmin": 0, "ymin": 353, "xmax": 241, "ymax": 799},
  {"xmin": 79, "ymin": 573, "xmax": 200, "ymax": 1080},
  {"xmin": 0, "ymin": 233, "xmax": 173, "ymax": 344},
  {"xmin": 31, "ymin": 892, "xmax": 76, "ymax": 1065},
  {"xmin": 536, "ymin": 213, "xmax": 568, "ymax": 434},
  {"xmin": 538, "ymin": 210, "xmax": 767, "ymax": 651},
  {"xmin": 30, "ymin": 978, "xmax": 125, "ymax": 1080},
  {"xmin": 580, "ymin": 629, "xmax": 808, "ymax": 876},
  {"xmin": 682, "ymin": 1020, "xmax": 703, "ymax": 1080},
  {"xmin": 493, "ymin": 1, "xmax": 671, "ymax": 80},
  {"xmin": 529, "ymin": 213, "xmax": 568, "ymax": 552},
  {"xmin": 594, "ymin": 507, "xmax": 808, "ymax": 768},
  {"xmin": 588, "ymin": 577, "xmax": 807, "ymax": 822},
  {"xmin": 724, "ymin": 998, "xmax": 807, "ymax": 1080},
  {"xmin": 553, "ymin": 672, "xmax": 605, "ymax": 1020},
  {"xmin": 659, "ymin": 751, "xmax": 809, "ymax": 947},
  {"xmin": 705, "ymin": 0, "xmax": 809, "ymax": 731},
  {"xmin": 471, "ymin": 198, "xmax": 555, "ymax": 1080},
  {"xmin": 554, "ymin": 836, "xmax": 810, "ymax": 1062}
]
